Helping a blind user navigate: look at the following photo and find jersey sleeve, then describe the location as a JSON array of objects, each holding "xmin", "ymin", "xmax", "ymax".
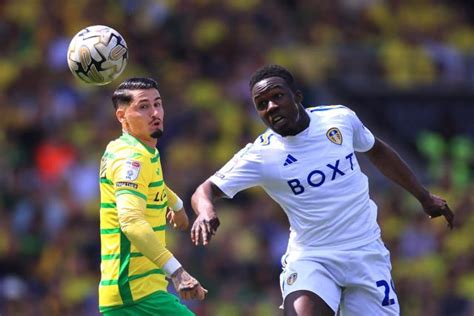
[
  {"xmin": 348, "ymin": 110, "xmax": 375, "ymax": 152},
  {"xmin": 164, "ymin": 184, "xmax": 183, "ymax": 211},
  {"xmin": 210, "ymin": 143, "xmax": 263, "ymax": 198},
  {"xmin": 109, "ymin": 152, "xmax": 152, "ymax": 202}
]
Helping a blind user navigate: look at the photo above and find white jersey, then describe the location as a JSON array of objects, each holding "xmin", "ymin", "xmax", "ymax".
[{"xmin": 210, "ymin": 105, "xmax": 381, "ymax": 252}]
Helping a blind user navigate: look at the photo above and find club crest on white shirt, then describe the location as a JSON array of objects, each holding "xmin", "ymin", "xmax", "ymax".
[
  {"xmin": 123, "ymin": 160, "xmax": 141, "ymax": 181},
  {"xmin": 326, "ymin": 127, "xmax": 342, "ymax": 145},
  {"xmin": 287, "ymin": 272, "xmax": 297, "ymax": 285}
]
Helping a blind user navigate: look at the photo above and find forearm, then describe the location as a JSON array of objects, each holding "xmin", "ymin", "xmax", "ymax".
[
  {"xmin": 366, "ymin": 138, "xmax": 430, "ymax": 203},
  {"xmin": 191, "ymin": 180, "xmax": 221, "ymax": 218},
  {"xmin": 165, "ymin": 185, "xmax": 184, "ymax": 212}
]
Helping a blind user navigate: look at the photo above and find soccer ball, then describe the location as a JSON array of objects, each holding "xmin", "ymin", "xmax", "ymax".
[{"xmin": 67, "ymin": 25, "xmax": 128, "ymax": 85}]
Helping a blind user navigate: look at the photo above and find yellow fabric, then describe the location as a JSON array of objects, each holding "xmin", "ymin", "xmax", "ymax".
[
  {"xmin": 117, "ymin": 194, "xmax": 174, "ymax": 267},
  {"xmin": 165, "ymin": 185, "xmax": 183, "ymax": 211},
  {"xmin": 98, "ymin": 132, "xmax": 174, "ymax": 310}
]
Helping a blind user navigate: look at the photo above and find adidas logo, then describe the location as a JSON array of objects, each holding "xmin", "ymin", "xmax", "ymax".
[{"xmin": 284, "ymin": 154, "xmax": 298, "ymax": 166}]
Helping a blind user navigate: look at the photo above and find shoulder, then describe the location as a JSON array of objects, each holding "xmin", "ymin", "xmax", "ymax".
[
  {"xmin": 106, "ymin": 138, "xmax": 152, "ymax": 165},
  {"xmin": 306, "ymin": 104, "xmax": 354, "ymax": 116},
  {"xmin": 306, "ymin": 105, "xmax": 358, "ymax": 123}
]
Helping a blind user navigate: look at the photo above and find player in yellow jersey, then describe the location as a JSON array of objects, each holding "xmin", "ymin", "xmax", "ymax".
[{"xmin": 98, "ymin": 77, "xmax": 207, "ymax": 315}]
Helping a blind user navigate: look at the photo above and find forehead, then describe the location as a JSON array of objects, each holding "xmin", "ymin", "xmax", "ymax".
[
  {"xmin": 252, "ymin": 77, "xmax": 289, "ymax": 99},
  {"xmin": 129, "ymin": 88, "xmax": 161, "ymax": 102}
]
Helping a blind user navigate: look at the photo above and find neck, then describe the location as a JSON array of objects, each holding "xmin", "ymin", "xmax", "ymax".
[
  {"xmin": 287, "ymin": 108, "xmax": 310, "ymax": 136},
  {"xmin": 123, "ymin": 130, "xmax": 157, "ymax": 150},
  {"xmin": 143, "ymin": 139, "xmax": 157, "ymax": 148}
]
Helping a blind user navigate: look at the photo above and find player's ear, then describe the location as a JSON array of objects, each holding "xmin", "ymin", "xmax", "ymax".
[
  {"xmin": 116, "ymin": 107, "xmax": 126, "ymax": 124},
  {"xmin": 294, "ymin": 90, "xmax": 303, "ymax": 104}
]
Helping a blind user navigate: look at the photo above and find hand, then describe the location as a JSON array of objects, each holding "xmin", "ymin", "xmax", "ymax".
[
  {"xmin": 171, "ymin": 267, "xmax": 208, "ymax": 300},
  {"xmin": 191, "ymin": 214, "xmax": 220, "ymax": 246},
  {"xmin": 167, "ymin": 208, "xmax": 189, "ymax": 231},
  {"xmin": 421, "ymin": 193, "xmax": 454, "ymax": 229}
]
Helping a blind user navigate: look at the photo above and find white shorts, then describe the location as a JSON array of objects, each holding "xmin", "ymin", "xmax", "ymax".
[{"xmin": 279, "ymin": 238, "xmax": 400, "ymax": 315}]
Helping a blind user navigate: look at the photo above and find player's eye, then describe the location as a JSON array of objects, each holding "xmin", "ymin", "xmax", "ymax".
[
  {"xmin": 257, "ymin": 100, "xmax": 268, "ymax": 110},
  {"xmin": 274, "ymin": 93, "xmax": 284, "ymax": 99},
  {"xmin": 139, "ymin": 104, "xmax": 149, "ymax": 110}
]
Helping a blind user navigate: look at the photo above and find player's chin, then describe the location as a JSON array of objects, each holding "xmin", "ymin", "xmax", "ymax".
[
  {"xmin": 150, "ymin": 129, "xmax": 163, "ymax": 139},
  {"xmin": 270, "ymin": 123, "xmax": 289, "ymax": 136}
]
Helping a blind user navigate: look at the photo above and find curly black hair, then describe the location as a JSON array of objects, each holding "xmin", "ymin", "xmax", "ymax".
[{"xmin": 248, "ymin": 64, "xmax": 297, "ymax": 92}]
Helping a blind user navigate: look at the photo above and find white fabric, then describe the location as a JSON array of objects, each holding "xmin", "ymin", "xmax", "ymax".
[
  {"xmin": 211, "ymin": 105, "xmax": 379, "ymax": 251},
  {"xmin": 279, "ymin": 238, "xmax": 399, "ymax": 315},
  {"xmin": 169, "ymin": 196, "xmax": 184, "ymax": 212},
  {"xmin": 162, "ymin": 256, "xmax": 182, "ymax": 277}
]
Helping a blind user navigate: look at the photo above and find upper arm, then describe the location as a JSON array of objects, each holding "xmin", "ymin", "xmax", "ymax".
[
  {"xmin": 195, "ymin": 179, "xmax": 226, "ymax": 201},
  {"xmin": 364, "ymin": 137, "xmax": 382, "ymax": 160},
  {"xmin": 209, "ymin": 180, "xmax": 226, "ymax": 200},
  {"xmin": 110, "ymin": 151, "xmax": 152, "ymax": 208},
  {"xmin": 364, "ymin": 137, "xmax": 397, "ymax": 165},
  {"xmin": 209, "ymin": 143, "xmax": 263, "ymax": 198}
]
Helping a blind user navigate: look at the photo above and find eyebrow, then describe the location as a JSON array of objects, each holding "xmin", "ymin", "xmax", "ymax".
[{"xmin": 253, "ymin": 84, "xmax": 284, "ymax": 100}]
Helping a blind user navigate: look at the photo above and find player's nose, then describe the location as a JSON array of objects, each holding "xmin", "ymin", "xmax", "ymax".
[
  {"xmin": 151, "ymin": 107, "xmax": 161, "ymax": 118},
  {"xmin": 267, "ymin": 101, "xmax": 279, "ymax": 111}
]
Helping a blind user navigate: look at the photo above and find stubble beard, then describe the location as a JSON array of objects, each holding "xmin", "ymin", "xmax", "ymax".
[{"xmin": 151, "ymin": 129, "xmax": 163, "ymax": 139}]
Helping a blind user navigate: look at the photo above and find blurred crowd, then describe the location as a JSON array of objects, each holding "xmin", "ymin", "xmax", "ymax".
[{"xmin": 0, "ymin": 0, "xmax": 473, "ymax": 315}]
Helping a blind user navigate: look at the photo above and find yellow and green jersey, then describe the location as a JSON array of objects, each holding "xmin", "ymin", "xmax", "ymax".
[{"xmin": 98, "ymin": 132, "xmax": 170, "ymax": 311}]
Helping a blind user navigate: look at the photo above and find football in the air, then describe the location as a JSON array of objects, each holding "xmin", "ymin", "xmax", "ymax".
[{"xmin": 67, "ymin": 25, "xmax": 128, "ymax": 85}]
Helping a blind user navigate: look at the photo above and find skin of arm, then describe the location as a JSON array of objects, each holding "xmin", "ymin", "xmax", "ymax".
[
  {"xmin": 190, "ymin": 179, "xmax": 223, "ymax": 245},
  {"xmin": 364, "ymin": 137, "xmax": 454, "ymax": 228}
]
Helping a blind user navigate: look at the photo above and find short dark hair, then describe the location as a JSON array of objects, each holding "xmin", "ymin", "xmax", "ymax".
[
  {"xmin": 112, "ymin": 77, "xmax": 159, "ymax": 109},
  {"xmin": 249, "ymin": 64, "xmax": 297, "ymax": 92}
]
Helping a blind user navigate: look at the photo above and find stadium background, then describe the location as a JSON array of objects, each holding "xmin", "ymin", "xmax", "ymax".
[{"xmin": 1, "ymin": 0, "xmax": 473, "ymax": 315}]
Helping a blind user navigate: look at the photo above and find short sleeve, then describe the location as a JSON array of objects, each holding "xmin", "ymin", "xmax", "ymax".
[
  {"xmin": 348, "ymin": 110, "xmax": 375, "ymax": 152},
  {"xmin": 210, "ymin": 143, "xmax": 263, "ymax": 198}
]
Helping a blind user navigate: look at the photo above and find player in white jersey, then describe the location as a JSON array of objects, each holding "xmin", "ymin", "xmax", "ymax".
[{"xmin": 190, "ymin": 65, "xmax": 454, "ymax": 315}]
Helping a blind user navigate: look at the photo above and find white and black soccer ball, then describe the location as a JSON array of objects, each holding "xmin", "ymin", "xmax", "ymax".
[{"xmin": 67, "ymin": 25, "xmax": 128, "ymax": 85}]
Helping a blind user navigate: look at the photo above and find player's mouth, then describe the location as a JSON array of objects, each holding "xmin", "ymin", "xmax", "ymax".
[
  {"xmin": 151, "ymin": 120, "xmax": 161, "ymax": 128},
  {"xmin": 271, "ymin": 115, "xmax": 287, "ymax": 128}
]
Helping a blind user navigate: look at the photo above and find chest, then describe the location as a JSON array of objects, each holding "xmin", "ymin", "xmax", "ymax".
[{"xmin": 262, "ymin": 126, "xmax": 358, "ymax": 192}]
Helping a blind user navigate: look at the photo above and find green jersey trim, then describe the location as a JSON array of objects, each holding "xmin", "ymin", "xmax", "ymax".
[
  {"xmin": 100, "ymin": 225, "xmax": 166, "ymax": 235},
  {"xmin": 148, "ymin": 180, "xmax": 164, "ymax": 188},
  {"xmin": 152, "ymin": 225, "xmax": 167, "ymax": 231},
  {"xmin": 100, "ymin": 178, "xmax": 114, "ymax": 185},
  {"xmin": 129, "ymin": 269, "xmax": 164, "ymax": 281},
  {"xmin": 116, "ymin": 189, "xmax": 147, "ymax": 201},
  {"xmin": 118, "ymin": 231, "xmax": 133, "ymax": 304},
  {"xmin": 120, "ymin": 133, "xmax": 156, "ymax": 155},
  {"xmin": 101, "ymin": 228, "xmax": 121, "ymax": 234},
  {"xmin": 101, "ymin": 202, "xmax": 117, "ymax": 208},
  {"xmin": 100, "ymin": 269, "xmax": 165, "ymax": 286},
  {"xmin": 146, "ymin": 202, "xmax": 168, "ymax": 210},
  {"xmin": 101, "ymin": 252, "xmax": 146, "ymax": 260},
  {"xmin": 103, "ymin": 152, "xmax": 116, "ymax": 159}
]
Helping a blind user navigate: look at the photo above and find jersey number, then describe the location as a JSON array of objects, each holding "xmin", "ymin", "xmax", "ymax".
[{"xmin": 376, "ymin": 279, "xmax": 396, "ymax": 306}]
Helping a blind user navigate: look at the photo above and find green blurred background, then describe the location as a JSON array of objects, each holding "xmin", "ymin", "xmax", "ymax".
[{"xmin": 0, "ymin": 0, "xmax": 473, "ymax": 315}]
